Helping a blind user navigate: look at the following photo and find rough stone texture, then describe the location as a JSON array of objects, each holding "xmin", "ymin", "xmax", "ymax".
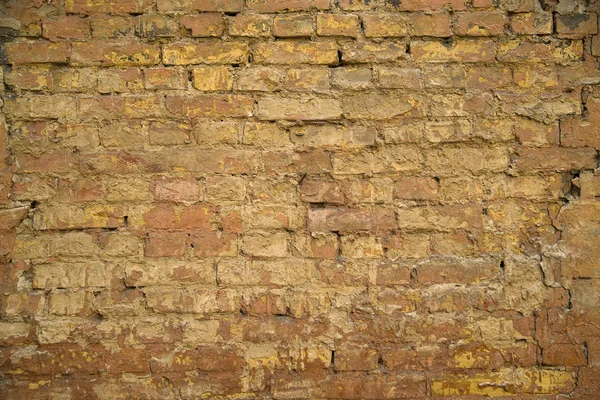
[{"xmin": 0, "ymin": 0, "xmax": 600, "ymax": 398}]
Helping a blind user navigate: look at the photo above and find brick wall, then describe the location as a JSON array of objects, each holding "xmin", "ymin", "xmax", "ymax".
[{"xmin": 1, "ymin": 0, "xmax": 600, "ymax": 398}]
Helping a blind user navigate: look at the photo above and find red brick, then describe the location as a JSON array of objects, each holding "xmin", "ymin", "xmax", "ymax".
[
  {"xmin": 246, "ymin": 0, "xmax": 329, "ymax": 12},
  {"xmin": 163, "ymin": 41, "xmax": 248, "ymax": 65},
  {"xmin": 300, "ymin": 179, "xmax": 344, "ymax": 204},
  {"xmin": 454, "ymin": 12, "xmax": 507, "ymax": 36},
  {"xmin": 556, "ymin": 13, "xmax": 598, "ymax": 37},
  {"xmin": 143, "ymin": 204, "xmax": 215, "ymax": 230},
  {"xmin": 308, "ymin": 207, "xmax": 396, "ymax": 232},
  {"xmin": 145, "ymin": 232, "xmax": 189, "ymax": 257},
  {"xmin": 43, "ymin": 16, "xmax": 90, "ymax": 39},
  {"xmin": 412, "ymin": 12, "xmax": 451, "ymax": 37},
  {"xmin": 180, "ymin": 14, "xmax": 224, "ymax": 37},
  {"xmin": 150, "ymin": 346, "xmax": 245, "ymax": 372},
  {"xmin": 511, "ymin": 12, "xmax": 553, "ymax": 35},
  {"xmin": 192, "ymin": 231, "xmax": 238, "ymax": 256},
  {"xmin": 71, "ymin": 41, "xmax": 160, "ymax": 66},
  {"xmin": 4, "ymin": 42, "xmax": 70, "ymax": 64},
  {"xmin": 513, "ymin": 146, "xmax": 596, "ymax": 172},
  {"xmin": 229, "ymin": 14, "xmax": 273, "ymax": 37},
  {"xmin": 334, "ymin": 344, "xmax": 378, "ymax": 371},
  {"xmin": 542, "ymin": 343, "xmax": 587, "ymax": 366},
  {"xmin": 153, "ymin": 177, "xmax": 200, "ymax": 202},
  {"xmin": 194, "ymin": 0, "xmax": 244, "ymax": 12},
  {"xmin": 273, "ymin": 14, "xmax": 314, "ymax": 37},
  {"xmin": 66, "ymin": 0, "xmax": 153, "ymax": 13}
]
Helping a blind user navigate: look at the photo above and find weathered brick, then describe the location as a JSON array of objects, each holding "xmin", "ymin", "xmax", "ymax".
[
  {"xmin": 317, "ymin": 14, "xmax": 359, "ymax": 37},
  {"xmin": 3, "ymin": 0, "xmax": 600, "ymax": 396},
  {"xmin": 257, "ymin": 96, "xmax": 341, "ymax": 120},
  {"xmin": 71, "ymin": 41, "xmax": 160, "ymax": 66},
  {"xmin": 253, "ymin": 40, "xmax": 338, "ymax": 64},
  {"xmin": 145, "ymin": 231, "xmax": 189, "ymax": 257},
  {"xmin": 4, "ymin": 42, "xmax": 70, "ymax": 64},
  {"xmin": 274, "ymin": 14, "xmax": 314, "ymax": 37},
  {"xmin": 66, "ymin": 0, "xmax": 153, "ymax": 13},
  {"xmin": 163, "ymin": 41, "xmax": 248, "ymax": 65},
  {"xmin": 511, "ymin": 12, "xmax": 553, "ymax": 35},
  {"xmin": 192, "ymin": 66, "xmax": 234, "ymax": 91},
  {"xmin": 363, "ymin": 14, "xmax": 410, "ymax": 37},
  {"xmin": 144, "ymin": 68, "xmax": 187, "ymax": 90},
  {"xmin": 180, "ymin": 14, "xmax": 224, "ymax": 37},
  {"xmin": 556, "ymin": 13, "xmax": 598, "ymax": 37},
  {"xmin": 454, "ymin": 12, "xmax": 507, "ymax": 36},
  {"xmin": 229, "ymin": 14, "xmax": 272, "ymax": 37},
  {"xmin": 246, "ymin": 0, "xmax": 329, "ymax": 12},
  {"xmin": 411, "ymin": 39, "xmax": 496, "ymax": 62},
  {"xmin": 43, "ymin": 16, "xmax": 90, "ymax": 39},
  {"xmin": 90, "ymin": 14, "xmax": 133, "ymax": 38},
  {"xmin": 136, "ymin": 14, "xmax": 178, "ymax": 38},
  {"xmin": 166, "ymin": 95, "xmax": 253, "ymax": 117}
]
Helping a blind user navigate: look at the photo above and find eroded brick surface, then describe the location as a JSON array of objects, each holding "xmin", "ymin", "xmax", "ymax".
[{"xmin": 1, "ymin": 0, "xmax": 600, "ymax": 398}]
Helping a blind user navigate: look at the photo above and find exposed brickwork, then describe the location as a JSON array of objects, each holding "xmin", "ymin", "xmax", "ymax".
[{"xmin": 1, "ymin": 0, "xmax": 600, "ymax": 398}]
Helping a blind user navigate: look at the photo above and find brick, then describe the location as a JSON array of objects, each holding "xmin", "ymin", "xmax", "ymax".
[
  {"xmin": 284, "ymin": 68, "xmax": 330, "ymax": 91},
  {"xmin": 308, "ymin": 207, "xmax": 396, "ymax": 232},
  {"xmin": 331, "ymin": 67, "xmax": 372, "ymax": 90},
  {"xmin": 341, "ymin": 93, "xmax": 419, "ymax": 120},
  {"xmin": 257, "ymin": 96, "xmax": 341, "ymax": 120},
  {"xmin": 66, "ymin": 0, "xmax": 153, "ymax": 13},
  {"xmin": 163, "ymin": 41, "xmax": 248, "ymax": 65},
  {"xmin": 4, "ymin": 42, "xmax": 70, "ymax": 64},
  {"xmin": 246, "ymin": 0, "xmax": 329, "ymax": 12},
  {"xmin": 195, "ymin": 120, "xmax": 242, "ymax": 145},
  {"xmin": 290, "ymin": 124, "xmax": 376, "ymax": 147},
  {"xmin": 376, "ymin": 67, "xmax": 421, "ymax": 89},
  {"xmin": 513, "ymin": 146, "xmax": 596, "ymax": 172},
  {"xmin": 412, "ymin": 12, "xmax": 452, "ymax": 37},
  {"xmin": 334, "ymin": 344, "xmax": 378, "ymax": 371},
  {"xmin": 243, "ymin": 122, "xmax": 289, "ymax": 146},
  {"xmin": 180, "ymin": 14, "xmax": 224, "ymax": 37},
  {"xmin": 300, "ymin": 179, "xmax": 344, "ymax": 204},
  {"xmin": 5, "ymin": 66, "xmax": 53, "ymax": 91},
  {"xmin": 143, "ymin": 204, "xmax": 215, "ymax": 230},
  {"xmin": 264, "ymin": 149, "xmax": 333, "ymax": 174},
  {"xmin": 229, "ymin": 14, "xmax": 272, "ymax": 37},
  {"xmin": 193, "ymin": 231, "xmax": 238, "ymax": 256},
  {"xmin": 43, "ymin": 16, "xmax": 90, "ymax": 39},
  {"xmin": 145, "ymin": 232, "xmax": 189, "ymax": 257},
  {"xmin": 236, "ymin": 67, "xmax": 284, "ymax": 91},
  {"xmin": 556, "ymin": 13, "xmax": 598, "ymax": 37},
  {"xmin": 339, "ymin": 0, "xmax": 376, "ymax": 10},
  {"xmin": 253, "ymin": 40, "xmax": 338, "ymax": 64},
  {"xmin": 511, "ymin": 12, "xmax": 553, "ymax": 35},
  {"xmin": 317, "ymin": 14, "xmax": 359, "ymax": 37},
  {"xmin": 166, "ymin": 95, "xmax": 253, "ymax": 117},
  {"xmin": 274, "ymin": 14, "xmax": 314, "ymax": 37},
  {"xmin": 411, "ymin": 39, "xmax": 496, "ymax": 62},
  {"xmin": 136, "ymin": 14, "xmax": 178, "ymax": 38},
  {"xmin": 454, "ymin": 12, "xmax": 507, "ymax": 36},
  {"xmin": 153, "ymin": 177, "xmax": 200, "ymax": 202},
  {"xmin": 242, "ymin": 231, "xmax": 288, "ymax": 257},
  {"xmin": 71, "ymin": 41, "xmax": 160, "ymax": 66},
  {"xmin": 90, "ymin": 14, "xmax": 133, "ymax": 38},
  {"xmin": 97, "ymin": 68, "xmax": 144, "ymax": 93},
  {"xmin": 497, "ymin": 38, "xmax": 583, "ymax": 62},
  {"xmin": 543, "ymin": 343, "xmax": 587, "ymax": 366},
  {"xmin": 192, "ymin": 66, "xmax": 234, "ymax": 91},
  {"xmin": 342, "ymin": 41, "xmax": 408, "ymax": 63},
  {"xmin": 363, "ymin": 14, "xmax": 410, "ymax": 37},
  {"xmin": 144, "ymin": 68, "xmax": 187, "ymax": 90}
]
